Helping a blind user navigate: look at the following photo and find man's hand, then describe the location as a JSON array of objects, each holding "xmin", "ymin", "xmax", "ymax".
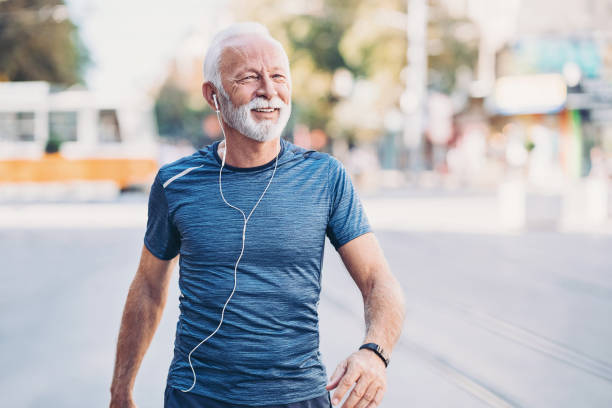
[{"xmin": 325, "ymin": 349, "xmax": 387, "ymax": 408}]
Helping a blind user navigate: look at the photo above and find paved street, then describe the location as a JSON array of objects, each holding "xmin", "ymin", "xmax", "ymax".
[{"xmin": 1, "ymin": 194, "xmax": 611, "ymax": 407}]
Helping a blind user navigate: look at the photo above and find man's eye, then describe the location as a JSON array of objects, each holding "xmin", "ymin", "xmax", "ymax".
[{"xmin": 243, "ymin": 75, "xmax": 258, "ymax": 81}]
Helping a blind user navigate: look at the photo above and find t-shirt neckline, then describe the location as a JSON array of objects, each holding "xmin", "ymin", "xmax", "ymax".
[{"xmin": 207, "ymin": 138, "xmax": 286, "ymax": 173}]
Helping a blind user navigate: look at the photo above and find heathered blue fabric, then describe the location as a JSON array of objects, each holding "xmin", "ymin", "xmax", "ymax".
[
  {"xmin": 144, "ymin": 137, "xmax": 371, "ymax": 406},
  {"xmin": 164, "ymin": 384, "xmax": 332, "ymax": 407}
]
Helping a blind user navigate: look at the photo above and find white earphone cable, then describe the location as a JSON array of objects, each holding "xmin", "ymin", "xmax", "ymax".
[{"xmin": 180, "ymin": 106, "xmax": 279, "ymax": 393}]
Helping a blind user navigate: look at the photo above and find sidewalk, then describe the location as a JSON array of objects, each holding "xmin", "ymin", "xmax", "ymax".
[{"xmin": 2, "ymin": 191, "xmax": 611, "ymax": 235}]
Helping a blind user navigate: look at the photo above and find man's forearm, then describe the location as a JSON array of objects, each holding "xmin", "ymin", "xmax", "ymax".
[
  {"xmin": 325, "ymin": 267, "xmax": 405, "ymax": 407},
  {"xmin": 361, "ymin": 273, "xmax": 406, "ymax": 354},
  {"xmin": 110, "ymin": 276, "xmax": 167, "ymax": 399}
]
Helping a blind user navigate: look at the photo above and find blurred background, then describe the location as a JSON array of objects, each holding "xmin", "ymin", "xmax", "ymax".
[{"xmin": 1, "ymin": 0, "xmax": 611, "ymax": 407}]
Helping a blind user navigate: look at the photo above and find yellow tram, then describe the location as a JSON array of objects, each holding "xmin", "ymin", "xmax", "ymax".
[{"xmin": 0, "ymin": 82, "xmax": 159, "ymax": 199}]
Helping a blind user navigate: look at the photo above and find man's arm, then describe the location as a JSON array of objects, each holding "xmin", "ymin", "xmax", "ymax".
[
  {"xmin": 325, "ymin": 232, "xmax": 406, "ymax": 408},
  {"xmin": 109, "ymin": 245, "xmax": 178, "ymax": 408}
]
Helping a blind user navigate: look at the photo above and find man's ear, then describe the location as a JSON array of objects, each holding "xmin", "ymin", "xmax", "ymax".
[{"xmin": 202, "ymin": 82, "xmax": 219, "ymax": 111}]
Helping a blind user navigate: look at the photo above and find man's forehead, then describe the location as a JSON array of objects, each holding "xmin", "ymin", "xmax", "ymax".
[{"xmin": 219, "ymin": 35, "xmax": 288, "ymax": 72}]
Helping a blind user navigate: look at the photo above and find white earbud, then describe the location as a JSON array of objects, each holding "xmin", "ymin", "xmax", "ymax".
[{"xmin": 213, "ymin": 93, "xmax": 220, "ymax": 112}]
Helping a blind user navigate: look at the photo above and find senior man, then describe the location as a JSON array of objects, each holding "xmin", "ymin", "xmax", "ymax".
[{"xmin": 110, "ymin": 23, "xmax": 405, "ymax": 408}]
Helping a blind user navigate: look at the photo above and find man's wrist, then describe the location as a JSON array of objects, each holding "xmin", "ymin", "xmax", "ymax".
[
  {"xmin": 110, "ymin": 383, "xmax": 133, "ymax": 399},
  {"xmin": 359, "ymin": 342, "xmax": 390, "ymax": 367},
  {"xmin": 110, "ymin": 391, "xmax": 131, "ymax": 400}
]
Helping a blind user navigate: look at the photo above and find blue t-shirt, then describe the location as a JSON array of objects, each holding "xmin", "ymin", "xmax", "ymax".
[{"xmin": 144, "ymin": 138, "xmax": 371, "ymax": 405}]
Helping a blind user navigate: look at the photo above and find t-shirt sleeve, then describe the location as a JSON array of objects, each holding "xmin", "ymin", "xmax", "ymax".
[
  {"xmin": 143, "ymin": 172, "xmax": 181, "ymax": 260},
  {"xmin": 326, "ymin": 157, "xmax": 372, "ymax": 250}
]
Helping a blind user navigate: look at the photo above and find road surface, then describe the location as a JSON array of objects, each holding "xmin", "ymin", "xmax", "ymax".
[{"xmin": 1, "ymin": 195, "xmax": 611, "ymax": 407}]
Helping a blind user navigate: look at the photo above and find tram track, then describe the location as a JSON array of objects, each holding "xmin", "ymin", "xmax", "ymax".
[
  {"xmin": 424, "ymin": 298, "xmax": 612, "ymax": 384},
  {"xmin": 322, "ymin": 285, "xmax": 612, "ymax": 407},
  {"xmin": 321, "ymin": 291, "xmax": 523, "ymax": 407}
]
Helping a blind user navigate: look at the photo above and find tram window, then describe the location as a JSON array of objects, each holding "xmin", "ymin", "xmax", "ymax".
[
  {"xmin": 0, "ymin": 112, "xmax": 35, "ymax": 141},
  {"xmin": 49, "ymin": 111, "xmax": 77, "ymax": 142},
  {"xmin": 98, "ymin": 109, "xmax": 121, "ymax": 143}
]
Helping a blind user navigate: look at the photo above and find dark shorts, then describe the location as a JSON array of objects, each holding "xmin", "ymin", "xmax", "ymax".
[{"xmin": 164, "ymin": 385, "xmax": 333, "ymax": 408}]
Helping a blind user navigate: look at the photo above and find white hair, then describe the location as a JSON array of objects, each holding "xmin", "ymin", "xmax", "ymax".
[{"xmin": 203, "ymin": 22, "xmax": 290, "ymax": 96}]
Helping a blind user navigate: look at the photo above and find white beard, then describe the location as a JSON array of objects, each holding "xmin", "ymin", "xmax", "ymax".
[{"xmin": 218, "ymin": 92, "xmax": 291, "ymax": 142}]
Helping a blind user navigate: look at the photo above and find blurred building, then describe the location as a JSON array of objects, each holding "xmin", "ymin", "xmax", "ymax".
[
  {"xmin": 429, "ymin": 0, "xmax": 612, "ymax": 188},
  {"xmin": 491, "ymin": 0, "xmax": 612, "ymax": 181},
  {"xmin": 0, "ymin": 81, "xmax": 159, "ymax": 200}
]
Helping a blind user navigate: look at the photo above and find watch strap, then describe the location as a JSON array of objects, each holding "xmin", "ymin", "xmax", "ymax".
[{"xmin": 359, "ymin": 343, "xmax": 390, "ymax": 367}]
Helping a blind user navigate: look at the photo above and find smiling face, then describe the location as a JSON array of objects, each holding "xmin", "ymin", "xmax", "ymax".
[{"xmin": 216, "ymin": 35, "xmax": 292, "ymax": 141}]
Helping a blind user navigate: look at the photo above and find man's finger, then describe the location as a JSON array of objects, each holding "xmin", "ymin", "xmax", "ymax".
[
  {"xmin": 354, "ymin": 382, "xmax": 379, "ymax": 408},
  {"xmin": 326, "ymin": 359, "xmax": 348, "ymax": 390},
  {"xmin": 365, "ymin": 388, "xmax": 385, "ymax": 408},
  {"xmin": 331, "ymin": 363, "xmax": 361, "ymax": 406},
  {"xmin": 341, "ymin": 375, "xmax": 372, "ymax": 408}
]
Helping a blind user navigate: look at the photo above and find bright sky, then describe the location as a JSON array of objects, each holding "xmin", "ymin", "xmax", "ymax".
[{"xmin": 65, "ymin": 0, "xmax": 225, "ymax": 95}]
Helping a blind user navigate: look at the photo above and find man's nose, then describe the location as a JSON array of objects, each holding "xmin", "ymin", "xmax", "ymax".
[{"xmin": 257, "ymin": 75, "xmax": 277, "ymax": 99}]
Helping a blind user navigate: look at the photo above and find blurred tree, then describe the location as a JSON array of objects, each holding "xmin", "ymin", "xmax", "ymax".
[
  {"xmin": 427, "ymin": 0, "xmax": 479, "ymax": 94},
  {"xmin": 152, "ymin": 0, "xmax": 478, "ymax": 148},
  {"xmin": 231, "ymin": 0, "xmax": 478, "ymax": 144},
  {"xmin": 155, "ymin": 78, "xmax": 210, "ymax": 147},
  {"xmin": 0, "ymin": 0, "xmax": 89, "ymax": 85},
  {"xmin": 232, "ymin": 0, "xmax": 408, "ymax": 143}
]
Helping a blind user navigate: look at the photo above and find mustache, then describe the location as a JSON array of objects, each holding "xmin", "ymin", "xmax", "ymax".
[{"xmin": 247, "ymin": 96, "xmax": 287, "ymax": 110}]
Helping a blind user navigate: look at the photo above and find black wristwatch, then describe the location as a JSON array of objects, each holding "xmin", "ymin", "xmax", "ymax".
[{"xmin": 359, "ymin": 343, "xmax": 390, "ymax": 367}]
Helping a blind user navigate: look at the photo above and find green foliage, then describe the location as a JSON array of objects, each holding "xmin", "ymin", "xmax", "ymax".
[
  {"xmin": 284, "ymin": 15, "xmax": 350, "ymax": 74},
  {"xmin": 427, "ymin": 5, "xmax": 479, "ymax": 94},
  {"xmin": 154, "ymin": 79, "xmax": 210, "ymax": 147},
  {"xmin": 44, "ymin": 133, "xmax": 62, "ymax": 153},
  {"xmin": 232, "ymin": 0, "xmax": 408, "ymax": 142},
  {"xmin": 0, "ymin": 0, "xmax": 90, "ymax": 85}
]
